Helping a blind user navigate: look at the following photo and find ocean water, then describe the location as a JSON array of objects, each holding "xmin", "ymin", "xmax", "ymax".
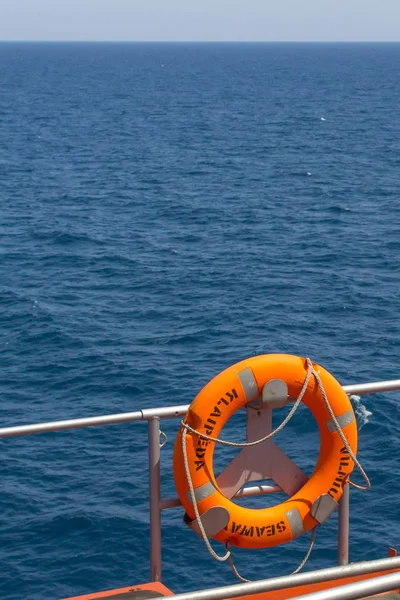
[{"xmin": 0, "ymin": 42, "xmax": 399, "ymax": 599}]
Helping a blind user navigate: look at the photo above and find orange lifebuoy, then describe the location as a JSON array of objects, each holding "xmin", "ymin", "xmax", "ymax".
[{"xmin": 173, "ymin": 354, "xmax": 357, "ymax": 549}]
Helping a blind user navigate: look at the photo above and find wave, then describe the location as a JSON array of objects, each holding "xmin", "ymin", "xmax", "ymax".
[{"xmin": 351, "ymin": 395, "xmax": 372, "ymax": 429}]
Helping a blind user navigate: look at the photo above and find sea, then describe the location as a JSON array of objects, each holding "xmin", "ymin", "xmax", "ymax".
[{"xmin": 0, "ymin": 42, "xmax": 399, "ymax": 600}]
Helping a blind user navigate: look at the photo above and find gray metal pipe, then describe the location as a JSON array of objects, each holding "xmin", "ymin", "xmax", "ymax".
[
  {"xmin": 0, "ymin": 406, "xmax": 188, "ymax": 438},
  {"xmin": 168, "ymin": 556, "xmax": 400, "ymax": 600},
  {"xmin": 338, "ymin": 484, "xmax": 350, "ymax": 565},
  {"xmin": 0, "ymin": 379, "xmax": 399, "ymax": 439},
  {"xmin": 148, "ymin": 418, "xmax": 162, "ymax": 582},
  {"xmin": 344, "ymin": 379, "xmax": 400, "ymax": 396},
  {"xmin": 291, "ymin": 571, "xmax": 400, "ymax": 600},
  {"xmin": 160, "ymin": 483, "xmax": 282, "ymax": 510},
  {"xmin": 0, "ymin": 410, "xmax": 144, "ymax": 438}
]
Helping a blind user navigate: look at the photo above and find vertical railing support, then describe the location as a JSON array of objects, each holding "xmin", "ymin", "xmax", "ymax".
[
  {"xmin": 338, "ymin": 483, "xmax": 350, "ymax": 565},
  {"xmin": 148, "ymin": 417, "xmax": 162, "ymax": 581}
]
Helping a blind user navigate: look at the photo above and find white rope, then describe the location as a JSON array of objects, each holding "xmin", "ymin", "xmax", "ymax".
[
  {"xmin": 181, "ymin": 363, "xmax": 314, "ymax": 448},
  {"xmin": 305, "ymin": 358, "xmax": 370, "ymax": 491},
  {"xmin": 226, "ymin": 525, "xmax": 317, "ymax": 583},
  {"xmin": 291, "ymin": 526, "xmax": 317, "ymax": 574},
  {"xmin": 182, "ymin": 426, "xmax": 231, "ymax": 561},
  {"xmin": 181, "ymin": 357, "xmax": 370, "ymax": 579},
  {"xmin": 180, "ymin": 360, "xmax": 315, "ymax": 570},
  {"xmin": 226, "ymin": 540, "xmax": 250, "ymax": 582}
]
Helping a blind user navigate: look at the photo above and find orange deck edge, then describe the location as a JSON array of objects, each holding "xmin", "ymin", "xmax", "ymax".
[
  {"xmin": 62, "ymin": 566, "xmax": 400, "ymax": 599},
  {"xmin": 63, "ymin": 581, "xmax": 173, "ymax": 599},
  {"xmin": 227, "ymin": 568, "xmax": 400, "ymax": 600}
]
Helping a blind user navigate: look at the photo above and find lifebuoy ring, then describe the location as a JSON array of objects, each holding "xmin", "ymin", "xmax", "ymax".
[{"xmin": 173, "ymin": 354, "xmax": 357, "ymax": 549}]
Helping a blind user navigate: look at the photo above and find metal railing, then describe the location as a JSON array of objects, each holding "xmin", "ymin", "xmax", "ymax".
[
  {"xmin": 1, "ymin": 379, "xmax": 399, "ymax": 440},
  {"xmin": 1, "ymin": 378, "xmax": 400, "ymax": 600},
  {"xmin": 170, "ymin": 558, "xmax": 400, "ymax": 600}
]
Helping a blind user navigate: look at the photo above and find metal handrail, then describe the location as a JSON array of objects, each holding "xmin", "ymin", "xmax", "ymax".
[
  {"xmin": 291, "ymin": 571, "xmax": 400, "ymax": 600},
  {"xmin": 168, "ymin": 557, "xmax": 400, "ymax": 600},
  {"xmin": 160, "ymin": 483, "xmax": 282, "ymax": 510},
  {"xmin": 0, "ymin": 378, "xmax": 399, "ymax": 439},
  {"xmin": 2, "ymin": 378, "xmax": 400, "ymax": 598}
]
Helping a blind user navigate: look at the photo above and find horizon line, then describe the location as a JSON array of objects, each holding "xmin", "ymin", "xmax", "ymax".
[{"xmin": 1, "ymin": 39, "xmax": 400, "ymax": 44}]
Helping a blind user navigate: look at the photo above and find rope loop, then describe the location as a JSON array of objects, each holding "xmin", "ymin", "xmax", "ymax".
[
  {"xmin": 159, "ymin": 430, "xmax": 168, "ymax": 449},
  {"xmin": 305, "ymin": 358, "xmax": 370, "ymax": 491}
]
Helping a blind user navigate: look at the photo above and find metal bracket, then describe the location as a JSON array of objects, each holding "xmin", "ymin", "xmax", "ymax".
[
  {"xmin": 311, "ymin": 493, "xmax": 338, "ymax": 524},
  {"xmin": 247, "ymin": 379, "xmax": 289, "ymax": 411},
  {"xmin": 159, "ymin": 430, "xmax": 168, "ymax": 448},
  {"xmin": 185, "ymin": 506, "xmax": 230, "ymax": 538},
  {"xmin": 262, "ymin": 379, "xmax": 290, "ymax": 409},
  {"xmin": 216, "ymin": 379, "xmax": 308, "ymax": 499}
]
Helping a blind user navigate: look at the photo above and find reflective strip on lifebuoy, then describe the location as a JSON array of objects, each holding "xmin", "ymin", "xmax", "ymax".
[{"xmin": 173, "ymin": 354, "xmax": 357, "ymax": 549}]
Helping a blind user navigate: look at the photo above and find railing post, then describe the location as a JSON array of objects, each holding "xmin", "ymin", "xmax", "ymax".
[
  {"xmin": 338, "ymin": 483, "xmax": 349, "ymax": 565},
  {"xmin": 148, "ymin": 417, "xmax": 162, "ymax": 581}
]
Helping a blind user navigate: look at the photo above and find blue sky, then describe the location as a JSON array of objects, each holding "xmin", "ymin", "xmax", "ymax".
[{"xmin": 0, "ymin": 0, "xmax": 399, "ymax": 42}]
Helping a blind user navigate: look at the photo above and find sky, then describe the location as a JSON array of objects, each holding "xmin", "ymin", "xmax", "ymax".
[{"xmin": 0, "ymin": 0, "xmax": 399, "ymax": 42}]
